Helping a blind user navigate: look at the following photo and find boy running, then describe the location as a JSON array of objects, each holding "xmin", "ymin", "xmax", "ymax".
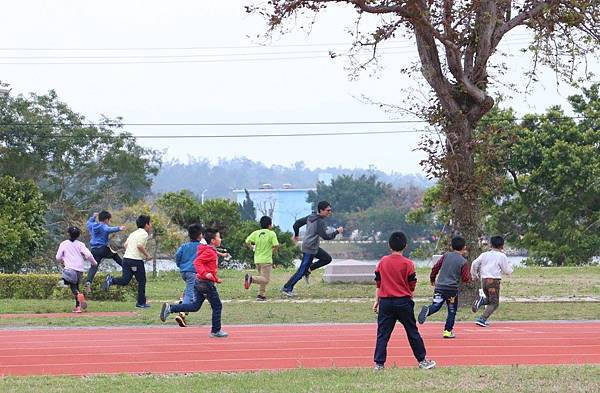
[
  {"xmin": 243, "ymin": 216, "xmax": 279, "ymax": 301},
  {"xmin": 85, "ymin": 211, "xmax": 125, "ymax": 291},
  {"xmin": 160, "ymin": 228, "xmax": 228, "ymax": 338},
  {"xmin": 471, "ymin": 235, "xmax": 514, "ymax": 327},
  {"xmin": 102, "ymin": 215, "xmax": 152, "ymax": 308},
  {"xmin": 56, "ymin": 226, "xmax": 97, "ymax": 313},
  {"xmin": 173, "ymin": 223, "xmax": 205, "ymax": 327},
  {"xmin": 373, "ymin": 231, "xmax": 436, "ymax": 370},
  {"xmin": 417, "ymin": 236, "xmax": 471, "ymax": 338},
  {"xmin": 282, "ymin": 201, "xmax": 343, "ymax": 296}
]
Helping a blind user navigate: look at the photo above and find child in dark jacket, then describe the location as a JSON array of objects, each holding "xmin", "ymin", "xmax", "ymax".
[
  {"xmin": 418, "ymin": 236, "xmax": 471, "ymax": 338},
  {"xmin": 160, "ymin": 228, "xmax": 228, "ymax": 338}
]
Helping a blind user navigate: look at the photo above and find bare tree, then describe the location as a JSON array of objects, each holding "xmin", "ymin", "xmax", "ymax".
[{"xmin": 247, "ymin": 0, "xmax": 599, "ymax": 257}]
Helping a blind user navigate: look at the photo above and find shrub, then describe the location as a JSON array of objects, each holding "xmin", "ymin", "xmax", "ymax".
[{"xmin": 0, "ymin": 273, "xmax": 135, "ymax": 301}]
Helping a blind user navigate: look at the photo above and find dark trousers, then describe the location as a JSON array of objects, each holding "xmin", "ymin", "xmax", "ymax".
[
  {"xmin": 86, "ymin": 246, "xmax": 123, "ymax": 284},
  {"xmin": 170, "ymin": 279, "xmax": 222, "ymax": 333},
  {"xmin": 374, "ymin": 297, "xmax": 427, "ymax": 365},
  {"xmin": 426, "ymin": 289, "xmax": 459, "ymax": 332},
  {"xmin": 481, "ymin": 278, "xmax": 501, "ymax": 319},
  {"xmin": 283, "ymin": 247, "xmax": 331, "ymax": 290},
  {"xmin": 111, "ymin": 258, "xmax": 146, "ymax": 306}
]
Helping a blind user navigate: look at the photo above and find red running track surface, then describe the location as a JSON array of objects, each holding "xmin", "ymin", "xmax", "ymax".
[{"xmin": 0, "ymin": 321, "xmax": 598, "ymax": 376}]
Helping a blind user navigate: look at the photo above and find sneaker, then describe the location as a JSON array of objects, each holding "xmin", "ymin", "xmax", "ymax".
[
  {"xmin": 472, "ymin": 295, "xmax": 485, "ymax": 313},
  {"xmin": 256, "ymin": 295, "xmax": 267, "ymax": 301},
  {"xmin": 175, "ymin": 313, "xmax": 187, "ymax": 327},
  {"xmin": 84, "ymin": 281, "xmax": 92, "ymax": 295},
  {"xmin": 443, "ymin": 330, "xmax": 455, "ymax": 339},
  {"xmin": 244, "ymin": 273, "xmax": 252, "ymax": 290},
  {"xmin": 136, "ymin": 303, "xmax": 151, "ymax": 309},
  {"xmin": 77, "ymin": 292, "xmax": 87, "ymax": 310},
  {"xmin": 303, "ymin": 270, "xmax": 311, "ymax": 285},
  {"xmin": 101, "ymin": 275, "xmax": 113, "ymax": 291},
  {"xmin": 373, "ymin": 363, "xmax": 385, "ymax": 371},
  {"xmin": 475, "ymin": 317, "xmax": 489, "ymax": 327},
  {"xmin": 210, "ymin": 330, "xmax": 229, "ymax": 338},
  {"xmin": 160, "ymin": 303, "xmax": 170, "ymax": 322},
  {"xmin": 281, "ymin": 288, "xmax": 294, "ymax": 297},
  {"xmin": 418, "ymin": 305, "xmax": 429, "ymax": 324},
  {"xmin": 72, "ymin": 306, "xmax": 82, "ymax": 313},
  {"xmin": 418, "ymin": 359, "xmax": 436, "ymax": 369}
]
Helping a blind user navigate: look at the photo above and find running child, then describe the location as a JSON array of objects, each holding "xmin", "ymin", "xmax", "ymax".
[
  {"xmin": 160, "ymin": 228, "xmax": 228, "ymax": 338},
  {"xmin": 102, "ymin": 215, "xmax": 152, "ymax": 308},
  {"xmin": 417, "ymin": 236, "xmax": 471, "ymax": 338},
  {"xmin": 373, "ymin": 231, "xmax": 436, "ymax": 370},
  {"xmin": 282, "ymin": 201, "xmax": 343, "ymax": 296},
  {"xmin": 85, "ymin": 211, "xmax": 125, "ymax": 291},
  {"xmin": 470, "ymin": 235, "xmax": 513, "ymax": 327},
  {"xmin": 56, "ymin": 226, "xmax": 97, "ymax": 313},
  {"xmin": 173, "ymin": 223, "xmax": 205, "ymax": 327},
  {"xmin": 243, "ymin": 216, "xmax": 279, "ymax": 301}
]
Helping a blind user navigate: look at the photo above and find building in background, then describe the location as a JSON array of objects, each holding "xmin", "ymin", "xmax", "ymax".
[{"xmin": 233, "ymin": 184, "xmax": 315, "ymax": 232}]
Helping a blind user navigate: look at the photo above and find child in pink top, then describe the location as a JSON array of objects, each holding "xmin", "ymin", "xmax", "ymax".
[{"xmin": 56, "ymin": 227, "xmax": 97, "ymax": 312}]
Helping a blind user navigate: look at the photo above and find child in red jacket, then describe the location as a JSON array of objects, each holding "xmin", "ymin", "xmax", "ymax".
[{"xmin": 160, "ymin": 228, "xmax": 228, "ymax": 337}]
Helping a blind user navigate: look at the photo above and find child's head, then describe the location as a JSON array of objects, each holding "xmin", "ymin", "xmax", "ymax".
[
  {"xmin": 67, "ymin": 226, "xmax": 81, "ymax": 242},
  {"xmin": 259, "ymin": 216, "xmax": 272, "ymax": 229},
  {"xmin": 188, "ymin": 223, "xmax": 203, "ymax": 241},
  {"xmin": 136, "ymin": 215, "xmax": 151, "ymax": 231},
  {"xmin": 388, "ymin": 231, "xmax": 407, "ymax": 252},
  {"xmin": 204, "ymin": 228, "xmax": 221, "ymax": 247},
  {"xmin": 490, "ymin": 236, "xmax": 504, "ymax": 249},
  {"xmin": 451, "ymin": 236, "xmax": 466, "ymax": 251},
  {"xmin": 317, "ymin": 201, "xmax": 333, "ymax": 217},
  {"xmin": 98, "ymin": 210, "xmax": 111, "ymax": 223}
]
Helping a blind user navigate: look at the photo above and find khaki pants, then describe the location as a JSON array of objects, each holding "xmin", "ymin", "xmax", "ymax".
[
  {"xmin": 252, "ymin": 263, "xmax": 272, "ymax": 297},
  {"xmin": 482, "ymin": 278, "xmax": 501, "ymax": 320}
]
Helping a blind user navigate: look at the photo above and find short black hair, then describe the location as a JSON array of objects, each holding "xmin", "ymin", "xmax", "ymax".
[
  {"xmin": 259, "ymin": 216, "xmax": 272, "ymax": 229},
  {"xmin": 204, "ymin": 228, "xmax": 219, "ymax": 244},
  {"xmin": 188, "ymin": 223, "xmax": 203, "ymax": 240},
  {"xmin": 451, "ymin": 236, "xmax": 466, "ymax": 251},
  {"xmin": 136, "ymin": 215, "xmax": 151, "ymax": 229},
  {"xmin": 317, "ymin": 201, "xmax": 331, "ymax": 213},
  {"xmin": 490, "ymin": 236, "xmax": 504, "ymax": 248},
  {"xmin": 67, "ymin": 226, "xmax": 81, "ymax": 241},
  {"xmin": 388, "ymin": 231, "xmax": 407, "ymax": 252},
  {"xmin": 98, "ymin": 210, "xmax": 111, "ymax": 222}
]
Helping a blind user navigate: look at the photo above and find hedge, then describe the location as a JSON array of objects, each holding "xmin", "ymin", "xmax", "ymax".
[{"xmin": 0, "ymin": 273, "xmax": 136, "ymax": 301}]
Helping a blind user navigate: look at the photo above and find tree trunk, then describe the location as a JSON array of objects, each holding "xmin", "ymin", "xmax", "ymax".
[{"xmin": 444, "ymin": 119, "xmax": 482, "ymax": 306}]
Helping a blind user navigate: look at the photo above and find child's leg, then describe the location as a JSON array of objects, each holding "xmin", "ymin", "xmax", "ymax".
[
  {"xmin": 204, "ymin": 281, "xmax": 223, "ymax": 333},
  {"xmin": 111, "ymin": 259, "xmax": 134, "ymax": 286},
  {"xmin": 426, "ymin": 292, "xmax": 446, "ymax": 316},
  {"xmin": 481, "ymin": 279, "xmax": 501, "ymax": 320},
  {"xmin": 181, "ymin": 272, "xmax": 197, "ymax": 304},
  {"xmin": 86, "ymin": 247, "xmax": 105, "ymax": 284},
  {"xmin": 170, "ymin": 287, "xmax": 205, "ymax": 313},
  {"xmin": 397, "ymin": 299, "xmax": 427, "ymax": 362},
  {"xmin": 108, "ymin": 247, "xmax": 123, "ymax": 267},
  {"xmin": 252, "ymin": 264, "xmax": 272, "ymax": 297},
  {"xmin": 373, "ymin": 298, "xmax": 397, "ymax": 366},
  {"xmin": 68, "ymin": 282, "xmax": 79, "ymax": 307},
  {"xmin": 131, "ymin": 260, "xmax": 147, "ymax": 306},
  {"xmin": 444, "ymin": 293, "xmax": 458, "ymax": 331},
  {"xmin": 283, "ymin": 253, "xmax": 314, "ymax": 291},
  {"xmin": 308, "ymin": 248, "xmax": 332, "ymax": 271}
]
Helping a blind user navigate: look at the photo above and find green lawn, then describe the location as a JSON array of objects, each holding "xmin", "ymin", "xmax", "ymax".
[
  {"xmin": 0, "ymin": 366, "xmax": 598, "ymax": 393},
  {"xmin": 0, "ymin": 267, "xmax": 598, "ymax": 327}
]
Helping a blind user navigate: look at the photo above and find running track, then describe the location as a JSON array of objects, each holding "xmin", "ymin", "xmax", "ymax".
[{"xmin": 0, "ymin": 321, "xmax": 598, "ymax": 376}]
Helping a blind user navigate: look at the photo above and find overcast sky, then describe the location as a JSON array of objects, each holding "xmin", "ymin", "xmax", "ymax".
[{"xmin": 1, "ymin": 1, "xmax": 597, "ymax": 174}]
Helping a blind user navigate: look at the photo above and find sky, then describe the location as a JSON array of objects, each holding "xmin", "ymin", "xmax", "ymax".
[{"xmin": 1, "ymin": 1, "xmax": 597, "ymax": 175}]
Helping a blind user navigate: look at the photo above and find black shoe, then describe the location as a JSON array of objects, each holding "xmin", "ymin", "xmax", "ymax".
[
  {"xmin": 256, "ymin": 295, "xmax": 267, "ymax": 301},
  {"xmin": 418, "ymin": 305, "xmax": 429, "ymax": 324},
  {"xmin": 136, "ymin": 303, "xmax": 151, "ymax": 309}
]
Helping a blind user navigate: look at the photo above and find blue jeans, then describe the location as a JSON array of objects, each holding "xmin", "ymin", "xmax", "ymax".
[
  {"xmin": 180, "ymin": 271, "xmax": 197, "ymax": 304},
  {"xmin": 169, "ymin": 279, "xmax": 222, "ymax": 333},
  {"xmin": 374, "ymin": 297, "xmax": 426, "ymax": 365},
  {"xmin": 426, "ymin": 289, "xmax": 458, "ymax": 332},
  {"xmin": 283, "ymin": 248, "xmax": 331, "ymax": 291}
]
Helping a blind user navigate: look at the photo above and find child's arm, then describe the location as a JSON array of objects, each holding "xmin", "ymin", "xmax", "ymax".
[
  {"xmin": 373, "ymin": 265, "xmax": 382, "ymax": 313},
  {"xmin": 137, "ymin": 244, "xmax": 152, "ymax": 261},
  {"xmin": 500, "ymin": 255, "xmax": 513, "ymax": 276},
  {"xmin": 80, "ymin": 244, "xmax": 98, "ymax": 266},
  {"xmin": 470, "ymin": 255, "xmax": 482, "ymax": 279},
  {"xmin": 55, "ymin": 244, "xmax": 64, "ymax": 265},
  {"xmin": 292, "ymin": 216, "xmax": 308, "ymax": 240},
  {"xmin": 429, "ymin": 255, "xmax": 444, "ymax": 286},
  {"xmin": 175, "ymin": 245, "xmax": 184, "ymax": 267},
  {"xmin": 461, "ymin": 263, "xmax": 472, "ymax": 282}
]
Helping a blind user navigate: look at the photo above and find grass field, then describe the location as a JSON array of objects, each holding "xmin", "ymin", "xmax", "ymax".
[
  {"xmin": 0, "ymin": 366, "xmax": 598, "ymax": 393},
  {"xmin": 0, "ymin": 267, "xmax": 598, "ymax": 327}
]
